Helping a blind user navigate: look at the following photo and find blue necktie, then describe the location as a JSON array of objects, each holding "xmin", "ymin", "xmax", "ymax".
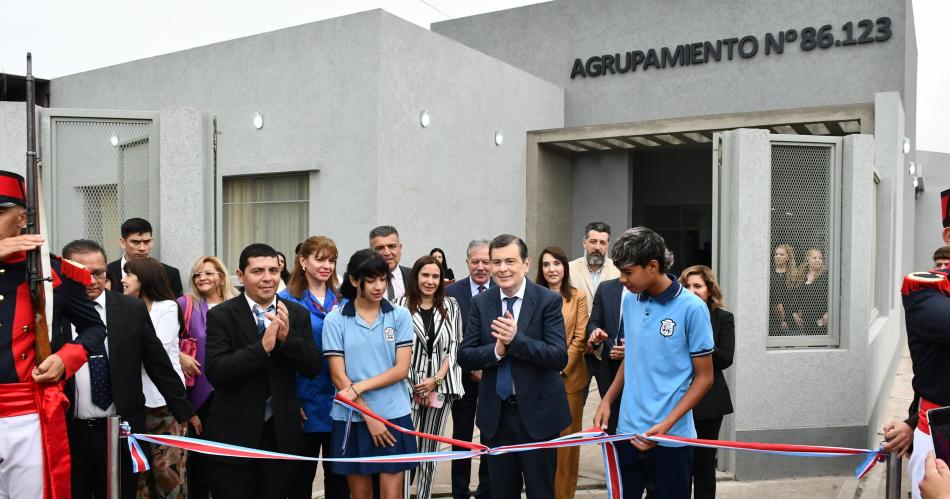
[
  {"xmin": 87, "ymin": 307, "xmax": 113, "ymax": 410},
  {"xmin": 255, "ymin": 304, "xmax": 276, "ymax": 334},
  {"xmin": 495, "ymin": 297, "xmax": 517, "ymax": 401},
  {"xmin": 254, "ymin": 303, "xmax": 276, "ymax": 420}
]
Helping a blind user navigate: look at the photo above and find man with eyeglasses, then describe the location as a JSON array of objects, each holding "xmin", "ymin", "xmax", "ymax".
[
  {"xmin": 54, "ymin": 239, "xmax": 195, "ymax": 499},
  {"xmin": 369, "ymin": 225, "xmax": 411, "ymax": 301},
  {"xmin": 106, "ymin": 218, "xmax": 183, "ymax": 296},
  {"xmin": 446, "ymin": 239, "xmax": 494, "ymax": 499}
]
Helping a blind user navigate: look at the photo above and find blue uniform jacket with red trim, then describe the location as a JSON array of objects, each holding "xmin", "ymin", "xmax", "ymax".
[{"xmin": 0, "ymin": 252, "xmax": 106, "ymax": 383}]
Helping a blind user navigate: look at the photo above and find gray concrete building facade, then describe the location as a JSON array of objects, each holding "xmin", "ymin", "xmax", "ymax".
[{"xmin": 0, "ymin": 0, "xmax": 932, "ymax": 482}]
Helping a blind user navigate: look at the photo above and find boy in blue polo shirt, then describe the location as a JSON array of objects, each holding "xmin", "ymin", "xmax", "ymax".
[{"xmin": 594, "ymin": 227, "xmax": 714, "ymax": 498}]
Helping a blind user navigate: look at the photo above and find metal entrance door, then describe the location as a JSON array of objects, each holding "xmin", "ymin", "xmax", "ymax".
[{"xmin": 40, "ymin": 110, "xmax": 160, "ymax": 256}]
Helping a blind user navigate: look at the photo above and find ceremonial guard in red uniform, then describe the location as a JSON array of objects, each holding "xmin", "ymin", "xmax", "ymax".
[
  {"xmin": 0, "ymin": 170, "xmax": 107, "ymax": 499},
  {"xmin": 900, "ymin": 187, "xmax": 950, "ymax": 499}
]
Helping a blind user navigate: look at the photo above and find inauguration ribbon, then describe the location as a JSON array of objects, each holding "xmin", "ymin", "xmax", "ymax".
[{"xmin": 121, "ymin": 395, "xmax": 886, "ymax": 496}]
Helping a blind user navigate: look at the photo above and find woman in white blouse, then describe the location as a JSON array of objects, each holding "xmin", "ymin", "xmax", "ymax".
[{"xmin": 123, "ymin": 257, "xmax": 192, "ymax": 499}]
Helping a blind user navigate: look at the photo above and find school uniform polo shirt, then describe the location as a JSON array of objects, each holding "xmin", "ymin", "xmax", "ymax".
[
  {"xmin": 323, "ymin": 299, "xmax": 414, "ymax": 422},
  {"xmin": 617, "ymin": 276, "xmax": 714, "ymax": 445}
]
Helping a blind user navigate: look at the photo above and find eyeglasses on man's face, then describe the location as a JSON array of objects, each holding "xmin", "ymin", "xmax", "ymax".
[
  {"xmin": 90, "ymin": 269, "xmax": 108, "ymax": 279},
  {"xmin": 192, "ymin": 271, "xmax": 221, "ymax": 280}
]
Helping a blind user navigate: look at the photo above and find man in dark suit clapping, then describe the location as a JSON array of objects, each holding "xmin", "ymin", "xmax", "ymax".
[
  {"xmin": 445, "ymin": 239, "xmax": 494, "ymax": 499},
  {"xmin": 55, "ymin": 239, "xmax": 196, "ymax": 499},
  {"xmin": 458, "ymin": 234, "xmax": 570, "ymax": 499},
  {"xmin": 203, "ymin": 243, "xmax": 321, "ymax": 499}
]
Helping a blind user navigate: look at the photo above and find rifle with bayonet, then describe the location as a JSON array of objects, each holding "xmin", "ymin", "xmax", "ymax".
[{"xmin": 24, "ymin": 52, "xmax": 52, "ymax": 364}]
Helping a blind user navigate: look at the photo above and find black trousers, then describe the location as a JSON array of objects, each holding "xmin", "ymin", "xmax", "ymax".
[
  {"xmin": 486, "ymin": 400, "xmax": 557, "ymax": 499},
  {"xmin": 615, "ymin": 440, "xmax": 692, "ymax": 499},
  {"xmin": 188, "ymin": 397, "xmax": 212, "ymax": 499},
  {"xmin": 289, "ymin": 431, "xmax": 349, "ymax": 499},
  {"xmin": 208, "ymin": 420, "xmax": 298, "ymax": 499},
  {"xmin": 692, "ymin": 417, "xmax": 723, "ymax": 499},
  {"xmin": 67, "ymin": 418, "xmax": 136, "ymax": 499},
  {"xmin": 451, "ymin": 377, "xmax": 491, "ymax": 499}
]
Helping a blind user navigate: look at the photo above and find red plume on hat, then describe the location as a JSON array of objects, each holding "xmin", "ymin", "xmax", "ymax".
[{"xmin": 0, "ymin": 171, "xmax": 26, "ymax": 208}]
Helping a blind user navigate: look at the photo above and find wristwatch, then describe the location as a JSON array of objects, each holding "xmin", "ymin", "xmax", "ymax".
[{"xmin": 434, "ymin": 376, "xmax": 444, "ymax": 386}]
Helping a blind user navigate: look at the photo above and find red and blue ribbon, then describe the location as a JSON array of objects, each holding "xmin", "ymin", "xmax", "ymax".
[{"xmin": 121, "ymin": 395, "xmax": 886, "ymax": 496}]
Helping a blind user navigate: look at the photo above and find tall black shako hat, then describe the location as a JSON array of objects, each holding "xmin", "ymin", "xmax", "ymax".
[{"xmin": 0, "ymin": 171, "xmax": 27, "ymax": 208}]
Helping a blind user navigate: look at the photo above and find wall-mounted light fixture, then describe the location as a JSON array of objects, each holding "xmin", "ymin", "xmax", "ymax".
[
  {"xmin": 110, "ymin": 132, "xmax": 119, "ymax": 146},
  {"xmin": 494, "ymin": 129, "xmax": 504, "ymax": 146},
  {"xmin": 419, "ymin": 109, "xmax": 430, "ymax": 128},
  {"xmin": 915, "ymin": 163, "xmax": 925, "ymax": 199},
  {"xmin": 908, "ymin": 161, "xmax": 916, "ymax": 176},
  {"xmin": 903, "ymin": 137, "xmax": 911, "ymax": 154},
  {"xmin": 253, "ymin": 112, "xmax": 264, "ymax": 130}
]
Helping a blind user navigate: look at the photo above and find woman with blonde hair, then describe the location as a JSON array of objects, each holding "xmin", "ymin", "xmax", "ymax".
[
  {"xmin": 679, "ymin": 265, "xmax": 734, "ymax": 499},
  {"xmin": 278, "ymin": 236, "xmax": 350, "ymax": 499},
  {"xmin": 177, "ymin": 255, "xmax": 237, "ymax": 499},
  {"xmin": 792, "ymin": 248, "xmax": 830, "ymax": 336},
  {"xmin": 770, "ymin": 244, "xmax": 798, "ymax": 335}
]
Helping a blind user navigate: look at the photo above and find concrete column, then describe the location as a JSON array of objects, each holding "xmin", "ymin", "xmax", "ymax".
[
  {"xmin": 158, "ymin": 107, "xmax": 213, "ymax": 281},
  {"xmin": 0, "ymin": 102, "xmax": 28, "ymax": 177}
]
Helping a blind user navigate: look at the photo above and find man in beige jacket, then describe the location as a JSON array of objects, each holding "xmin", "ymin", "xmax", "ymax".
[{"xmin": 568, "ymin": 221, "xmax": 620, "ymax": 313}]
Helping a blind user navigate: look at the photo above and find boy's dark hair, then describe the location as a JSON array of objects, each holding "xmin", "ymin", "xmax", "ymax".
[
  {"xmin": 238, "ymin": 243, "xmax": 279, "ymax": 272},
  {"xmin": 584, "ymin": 221, "xmax": 611, "ymax": 238},
  {"xmin": 489, "ymin": 234, "xmax": 528, "ymax": 260},
  {"xmin": 121, "ymin": 218, "xmax": 153, "ymax": 239},
  {"xmin": 610, "ymin": 227, "xmax": 674, "ymax": 273},
  {"xmin": 369, "ymin": 225, "xmax": 399, "ymax": 241},
  {"xmin": 62, "ymin": 239, "xmax": 108, "ymax": 262},
  {"xmin": 933, "ymin": 246, "xmax": 950, "ymax": 262},
  {"xmin": 340, "ymin": 249, "xmax": 391, "ymax": 301}
]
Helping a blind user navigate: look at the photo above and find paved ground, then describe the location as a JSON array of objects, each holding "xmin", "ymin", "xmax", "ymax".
[{"xmin": 307, "ymin": 348, "xmax": 916, "ymax": 498}]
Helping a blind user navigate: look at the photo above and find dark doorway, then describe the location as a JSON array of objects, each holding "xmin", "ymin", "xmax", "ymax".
[{"xmin": 631, "ymin": 145, "xmax": 714, "ymax": 276}]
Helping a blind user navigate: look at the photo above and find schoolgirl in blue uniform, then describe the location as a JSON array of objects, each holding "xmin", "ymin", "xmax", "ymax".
[{"xmin": 323, "ymin": 249, "xmax": 417, "ymax": 499}]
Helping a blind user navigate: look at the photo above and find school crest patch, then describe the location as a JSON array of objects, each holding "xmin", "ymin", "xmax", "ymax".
[
  {"xmin": 659, "ymin": 318, "xmax": 676, "ymax": 337},
  {"xmin": 384, "ymin": 327, "xmax": 396, "ymax": 342}
]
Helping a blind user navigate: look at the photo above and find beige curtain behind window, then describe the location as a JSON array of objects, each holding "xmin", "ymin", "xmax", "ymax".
[{"xmin": 222, "ymin": 174, "xmax": 309, "ymax": 273}]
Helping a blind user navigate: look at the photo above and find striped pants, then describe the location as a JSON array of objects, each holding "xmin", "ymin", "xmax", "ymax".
[{"xmin": 405, "ymin": 399, "xmax": 453, "ymax": 499}]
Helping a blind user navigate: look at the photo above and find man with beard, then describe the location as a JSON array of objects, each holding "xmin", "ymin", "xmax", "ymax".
[{"xmin": 569, "ymin": 222, "xmax": 620, "ymax": 314}]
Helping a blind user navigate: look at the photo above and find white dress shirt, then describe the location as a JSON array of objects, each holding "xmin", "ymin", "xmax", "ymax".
[
  {"xmin": 245, "ymin": 294, "xmax": 277, "ymax": 420},
  {"xmin": 494, "ymin": 277, "xmax": 527, "ymax": 360},
  {"xmin": 142, "ymin": 300, "xmax": 185, "ymax": 408},
  {"xmin": 390, "ymin": 267, "xmax": 406, "ymax": 300},
  {"xmin": 469, "ymin": 278, "xmax": 490, "ymax": 297},
  {"xmin": 73, "ymin": 292, "xmax": 115, "ymax": 419}
]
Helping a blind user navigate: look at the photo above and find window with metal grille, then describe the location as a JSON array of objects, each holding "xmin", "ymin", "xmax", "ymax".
[
  {"xmin": 50, "ymin": 118, "xmax": 154, "ymax": 255},
  {"xmin": 768, "ymin": 140, "xmax": 839, "ymax": 347},
  {"xmin": 222, "ymin": 173, "xmax": 309, "ymax": 273}
]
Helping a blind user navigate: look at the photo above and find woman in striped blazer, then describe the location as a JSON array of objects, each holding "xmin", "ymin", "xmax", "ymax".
[{"xmin": 396, "ymin": 255, "xmax": 465, "ymax": 499}]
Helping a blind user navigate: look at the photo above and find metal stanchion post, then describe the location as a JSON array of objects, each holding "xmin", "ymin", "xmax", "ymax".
[
  {"xmin": 885, "ymin": 452, "xmax": 902, "ymax": 499},
  {"xmin": 106, "ymin": 416, "xmax": 121, "ymax": 499}
]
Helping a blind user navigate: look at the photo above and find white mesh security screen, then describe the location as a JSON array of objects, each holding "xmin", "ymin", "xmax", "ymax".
[
  {"xmin": 50, "ymin": 119, "xmax": 153, "ymax": 256},
  {"xmin": 768, "ymin": 142, "xmax": 837, "ymax": 346}
]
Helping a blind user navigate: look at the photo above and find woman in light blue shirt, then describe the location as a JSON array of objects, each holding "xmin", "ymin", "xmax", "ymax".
[{"xmin": 323, "ymin": 249, "xmax": 416, "ymax": 499}]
